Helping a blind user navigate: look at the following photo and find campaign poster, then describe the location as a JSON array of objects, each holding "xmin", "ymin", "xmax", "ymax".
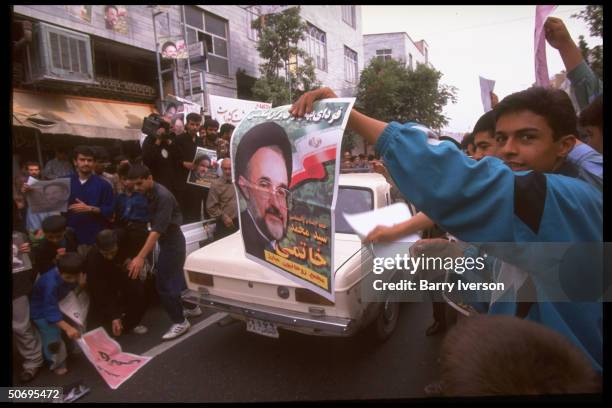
[
  {"xmin": 104, "ymin": 5, "xmax": 129, "ymax": 35},
  {"xmin": 25, "ymin": 178, "xmax": 71, "ymax": 213},
  {"xmin": 187, "ymin": 146, "xmax": 219, "ymax": 188},
  {"xmin": 209, "ymin": 95, "xmax": 272, "ymax": 128},
  {"xmin": 231, "ymin": 98, "xmax": 355, "ymax": 302},
  {"xmin": 66, "ymin": 5, "xmax": 93, "ymax": 23},
  {"xmin": 78, "ymin": 327, "xmax": 152, "ymax": 390},
  {"xmin": 165, "ymin": 94, "xmax": 202, "ymax": 124},
  {"xmin": 159, "ymin": 35, "xmax": 188, "ymax": 59}
]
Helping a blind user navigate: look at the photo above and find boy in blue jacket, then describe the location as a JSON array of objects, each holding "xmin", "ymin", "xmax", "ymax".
[
  {"xmin": 290, "ymin": 86, "xmax": 603, "ymax": 373},
  {"xmin": 30, "ymin": 253, "xmax": 85, "ymax": 375}
]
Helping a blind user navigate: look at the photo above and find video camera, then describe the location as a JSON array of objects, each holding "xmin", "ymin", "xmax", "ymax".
[{"xmin": 141, "ymin": 114, "xmax": 170, "ymax": 139}]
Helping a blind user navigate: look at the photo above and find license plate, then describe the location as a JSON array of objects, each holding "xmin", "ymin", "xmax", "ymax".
[{"xmin": 246, "ymin": 318, "xmax": 279, "ymax": 338}]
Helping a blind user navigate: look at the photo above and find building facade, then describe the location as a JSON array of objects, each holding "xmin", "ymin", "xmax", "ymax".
[
  {"xmin": 11, "ymin": 5, "xmax": 364, "ymax": 163},
  {"xmin": 363, "ymin": 32, "xmax": 430, "ymax": 70}
]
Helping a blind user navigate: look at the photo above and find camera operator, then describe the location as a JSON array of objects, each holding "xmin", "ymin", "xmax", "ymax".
[{"xmin": 141, "ymin": 114, "xmax": 180, "ymax": 197}]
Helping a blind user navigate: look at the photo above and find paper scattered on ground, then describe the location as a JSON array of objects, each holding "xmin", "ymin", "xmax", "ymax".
[{"xmin": 78, "ymin": 327, "xmax": 153, "ymax": 390}]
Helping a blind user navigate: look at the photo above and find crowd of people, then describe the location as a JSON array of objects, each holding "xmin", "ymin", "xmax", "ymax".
[
  {"xmin": 290, "ymin": 16, "xmax": 602, "ymax": 396},
  {"xmin": 12, "ymin": 112, "xmax": 239, "ymax": 383},
  {"xmin": 11, "ymin": 16, "xmax": 603, "ymax": 397}
]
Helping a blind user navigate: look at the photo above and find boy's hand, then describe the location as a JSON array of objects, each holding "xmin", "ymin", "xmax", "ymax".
[
  {"xmin": 128, "ymin": 256, "xmax": 144, "ymax": 280},
  {"xmin": 65, "ymin": 325, "xmax": 81, "ymax": 339},
  {"xmin": 364, "ymin": 225, "xmax": 396, "ymax": 244},
  {"xmin": 544, "ymin": 17, "xmax": 574, "ymax": 51},
  {"xmin": 78, "ymin": 272, "xmax": 86, "ymax": 288},
  {"xmin": 490, "ymin": 91, "xmax": 499, "ymax": 108},
  {"xmin": 289, "ymin": 87, "xmax": 338, "ymax": 117},
  {"xmin": 112, "ymin": 319, "xmax": 123, "ymax": 337},
  {"xmin": 19, "ymin": 243, "xmax": 30, "ymax": 253},
  {"xmin": 21, "ymin": 183, "xmax": 32, "ymax": 194}
]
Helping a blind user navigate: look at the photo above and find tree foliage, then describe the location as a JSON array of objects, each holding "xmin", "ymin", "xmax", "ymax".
[
  {"xmin": 355, "ymin": 58, "xmax": 457, "ymax": 131},
  {"xmin": 572, "ymin": 5, "xmax": 602, "ymax": 80},
  {"xmin": 250, "ymin": 6, "xmax": 319, "ymax": 107}
]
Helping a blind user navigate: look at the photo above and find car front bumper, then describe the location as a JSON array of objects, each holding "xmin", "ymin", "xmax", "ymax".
[{"xmin": 182, "ymin": 289, "xmax": 358, "ymax": 337}]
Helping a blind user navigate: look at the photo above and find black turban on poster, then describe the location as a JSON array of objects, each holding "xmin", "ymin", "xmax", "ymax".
[{"xmin": 234, "ymin": 122, "xmax": 293, "ymax": 185}]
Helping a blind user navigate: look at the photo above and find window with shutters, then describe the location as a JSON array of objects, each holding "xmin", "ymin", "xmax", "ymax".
[
  {"xmin": 305, "ymin": 23, "xmax": 327, "ymax": 71},
  {"xmin": 38, "ymin": 23, "xmax": 93, "ymax": 82},
  {"xmin": 184, "ymin": 6, "xmax": 229, "ymax": 76}
]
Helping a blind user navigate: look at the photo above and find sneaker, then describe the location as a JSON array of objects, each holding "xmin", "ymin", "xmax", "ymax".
[
  {"xmin": 132, "ymin": 325, "xmax": 148, "ymax": 335},
  {"xmin": 183, "ymin": 305, "xmax": 203, "ymax": 318},
  {"xmin": 161, "ymin": 319, "xmax": 190, "ymax": 341},
  {"xmin": 18, "ymin": 366, "xmax": 41, "ymax": 383}
]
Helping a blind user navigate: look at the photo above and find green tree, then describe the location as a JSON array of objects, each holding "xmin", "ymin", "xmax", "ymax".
[
  {"xmin": 251, "ymin": 6, "xmax": 319, "ymax": 107},
  {"xmin": 355, "ymin": 58, "xmax": 457, "ymax": 131},
  {"xmin": 572, "ymin": 5, "xmax": 602, "ymax": 79}
]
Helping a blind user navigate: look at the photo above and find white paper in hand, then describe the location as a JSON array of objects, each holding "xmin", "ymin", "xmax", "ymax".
[
  {"xmin": 343, "ymin": 202, "xmax": 421, "ymax": 243},
  {"xmin": 479, "ymin": 76, "xmax": 496, "ymax": 112}
]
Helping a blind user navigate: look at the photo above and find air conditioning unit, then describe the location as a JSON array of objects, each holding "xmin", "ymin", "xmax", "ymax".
[{"xmin": 25, "ymin": 22, "xmax": 95, "ymax": 84}]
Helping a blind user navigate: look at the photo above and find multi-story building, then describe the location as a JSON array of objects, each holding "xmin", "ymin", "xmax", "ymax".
[
  {"xmin": 363, "ymin": 32, "xmax": 431, "ymax": 70},
  {"xmin": 11, "ymin": 5, "xmax": 364, "ymax": 164}
]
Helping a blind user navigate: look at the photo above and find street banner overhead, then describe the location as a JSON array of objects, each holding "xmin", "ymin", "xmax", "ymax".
[
  {"xmin": 231, "ymin": 98, "xmax": 355, "ymax": 301},
  {"xmin": 209, "ymin": 95, "xmax": 272, "ymax": 128}
]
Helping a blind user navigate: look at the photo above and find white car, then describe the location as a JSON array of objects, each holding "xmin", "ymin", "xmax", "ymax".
[{"xmin": 182, "ymin": 173, "xmax": 403, "ymax": 341}]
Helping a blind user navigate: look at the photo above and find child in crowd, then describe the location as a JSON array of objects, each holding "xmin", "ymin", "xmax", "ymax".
[
  {"xmin": 30, "ymin": 253, "xmax": 86, "ymax": 375},
  {"xmin": 31, "ymin": 215, "xmax": 78, "ymax": 277}
]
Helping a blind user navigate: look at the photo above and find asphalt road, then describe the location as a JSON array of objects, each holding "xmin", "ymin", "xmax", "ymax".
[{"xmin": 12, "ymin": 299, "xmax": 444, "ymax": 403}]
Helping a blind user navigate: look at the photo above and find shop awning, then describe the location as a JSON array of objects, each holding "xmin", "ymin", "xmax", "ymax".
[{"xmin": 12, "ymin": 90, "xmax": 156, "ymax": 141}]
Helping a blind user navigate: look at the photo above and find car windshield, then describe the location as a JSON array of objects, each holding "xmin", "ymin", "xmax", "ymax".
[{"xmin": 334, "ymin": 187, "xmax": 374, "ymax": 234}]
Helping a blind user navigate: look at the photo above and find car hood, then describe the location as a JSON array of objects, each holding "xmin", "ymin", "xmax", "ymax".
[{"xmin": 184, "ymin": 231, "xmax": 365, "ymax": 290}]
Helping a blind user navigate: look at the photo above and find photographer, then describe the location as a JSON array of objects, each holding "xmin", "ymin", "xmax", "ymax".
[{"xmin": 141, "ymin": 114, "xmax": 180, "ymax": 197}]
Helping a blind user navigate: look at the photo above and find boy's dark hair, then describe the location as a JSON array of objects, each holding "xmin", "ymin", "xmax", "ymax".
[
  {"xmin": 578, "ymin": 94, "xmax": 602, "ymax": 130},
  {"xmin": 57, "ymin": 252, "xmax": 84, "ymax": 276},
  {"xmin": 117, "ymin": 162, "xmax": 131, "ymax": 178},
  {"xmin": 73, "ymin": 145, "xmax": 96, "ymax": 160},
  {"xmin": 440, "ymin": 315, "xmax": 601, "ymax": 396},
  {"xmin": 204, "ymin": 118, "xmax": 219, "ymax": 129},
  {"xmin": 494, "ymin": 87, "xmax": 578, "ymax": 141},
  {"xmin": 42, "ymin": 215, "xmax": 67, "ymax": 234},
  {"xmin": 25, "ymin": 161, "xmax": 40, "ymax": 169},
  {"xmin": 460, "ymin": 133, "xmax": 475, "ymax": 150},
  {"xmin": 367, "ymin": 154, "xmax": 374, "ymax": 161},
  {"xmin": 219, "ymin": 123, "xmax": 235, "ymax": 136},
  {"xmin": 186, "ymin": 112, "xmax": 202, "ymax": 124},
  {"xmin": 127, "ymin": 164, "xmax": 151, "ymax": 180},
  {"xmin": 472, "ymin": 110, "xmax": 496, "ymax": 137},
  {"xmin": 96, "ymin": 229, "xmax": 118, "ymax": 251}
]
